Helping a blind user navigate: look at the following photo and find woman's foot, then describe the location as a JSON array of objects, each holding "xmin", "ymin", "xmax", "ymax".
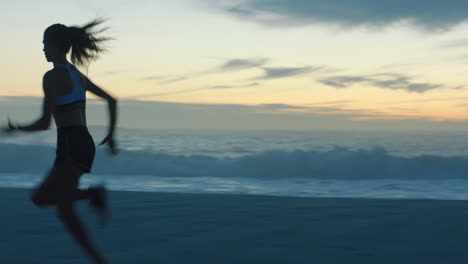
[
  {"xmin": 95, "ymin": 257, "xmax": 110, "ymax": 264},
  {"xmin": 89, "ymin": 185, "xmax": 110, "ymax": 225}
]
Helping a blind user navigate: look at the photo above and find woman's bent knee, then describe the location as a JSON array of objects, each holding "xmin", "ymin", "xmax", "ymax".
[
  {"xmin": 30, "ymin": 190, "xmax": 55, "ymax": 208},
  {"xmin": 31, "ymin": 195, "xmax": 48, "ymax": 208}
]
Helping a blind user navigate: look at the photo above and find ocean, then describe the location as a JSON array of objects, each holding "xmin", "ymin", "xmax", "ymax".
[{"xmin": 1, "ymin": 127, "xmax": 468, "ymax": 200}]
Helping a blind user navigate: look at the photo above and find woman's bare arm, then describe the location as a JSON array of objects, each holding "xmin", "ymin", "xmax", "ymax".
[
  {"xmin": 15, "ymin": 72, "xmax": 56, "ymax": 131},
  {"xmin": 81, "ymin": 74, "xmax": 118, "ymax": 154}
]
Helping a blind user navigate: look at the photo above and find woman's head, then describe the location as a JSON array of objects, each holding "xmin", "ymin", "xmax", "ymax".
[{"xmin": 43, "ymin": 18, "xmax": 112, "ymax": 66}]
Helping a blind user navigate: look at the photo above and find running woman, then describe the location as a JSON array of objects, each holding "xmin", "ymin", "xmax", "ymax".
[{"xmin": 3, "ymin": 18, "xmax": 117, "ymax": 264}]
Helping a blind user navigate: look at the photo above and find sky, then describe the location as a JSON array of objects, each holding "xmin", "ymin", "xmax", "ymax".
[{"xmin": 3, "ymin": 0, "xmax": 468, "ymax": 130}]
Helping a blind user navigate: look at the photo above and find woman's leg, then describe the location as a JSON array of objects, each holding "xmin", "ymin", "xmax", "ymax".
[
  {"xmin": 31, "ymin": 161, "xmax": 90, "ymax": 207},
  {"xmin": 32, "ymin": 159, "xmax": 108, "ymax": 263},
  {"xmin": 57, "ymin": 202, "xmax": 108, "ymax": 264}
]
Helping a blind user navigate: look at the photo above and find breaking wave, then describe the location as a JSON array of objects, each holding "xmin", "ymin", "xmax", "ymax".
[{"xmin": 1, "ymin": 143, "xmax": 467, "ymax": 179}]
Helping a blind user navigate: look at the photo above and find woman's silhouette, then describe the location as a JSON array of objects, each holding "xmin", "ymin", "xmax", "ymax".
[{"xmin": 3, "ymin": 18, "xmax": 117, "ymax": 264}]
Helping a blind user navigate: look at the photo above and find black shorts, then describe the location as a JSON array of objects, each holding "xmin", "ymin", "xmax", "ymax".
[{"xmin": 54, "ymin": 126, "xmax": 96, "ymax": 173}]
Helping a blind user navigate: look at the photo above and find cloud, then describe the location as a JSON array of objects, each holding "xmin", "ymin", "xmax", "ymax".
[
  {"xmin": 307, "ymin": 100, "xmax": 354, "ymax": 106},
  {"xmin": 212, "ymin": 0, "xmax": 468, "ymax": 30},
  {"xmin": 158, "ymin": 76, "xmax": 190, "ymax": 85},
  {"xmin": 249, "ymin": 102, "xmax": 435, "ymax": 122},
  {"xmin": 140, "ymin": 75, "xmax": 167, "ymax": 81},
  {"xmin": 402, "ymin": 97, "xmax": 468, "ymax": 104},
  {"xmin": 319, "ymin": 73, "xmax": 443, "ymax": 93},
  {"xmin": 437, "ymin": 39, "xmax": 468, "ymax": 49},
  {"xmin": 255, "ymin": 66, "xmax": 322, "ymax": 80},
  {"xmin": 140, "ymin": 75, "xmax": 190, "ymax": 85},
  {"xmin": 141, "ymin": 58, "xmax": 269, "ymax": 85},
  {"xmin": 218, "ymin": 59, "xmax": 325, "ymax": 81},
  {"xmin": 257, "ymin": 103, "xmax": 306, "ymax": 110},
  {"xmin": 140, "ymin": 58, "xmax": 319, "ymax": 85},
  {"xmin": 140, "ymin": 74, "xmax": 190, "ymax": 84},
  {"xmin": 320, "ymin": 76, "xmax": 371, "ymax": 88},
  {"xmin": 219, "ymin": 58, "xmax": 269, "ymax": 71},
  {"xmin": 128, "ymin": 82, "xmax": 262, "ymax": 100},
  {"xmin": 211, "ymin": 82, "xmax": 260, "ymax": 89},
  {"xmin": 244, "ymin": 102, "xmax": 385, "ymax": 118},
  {"xmin": 128, "ymin": 87, "xmax": 206, "ymax": 99},
  {"xmin": 102, "ymin": 68, "xmax": 134, "ymax": 76}
]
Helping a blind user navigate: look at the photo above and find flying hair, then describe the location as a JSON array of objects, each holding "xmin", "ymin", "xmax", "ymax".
[{"xmin": 45, "ymin": 17, "xmax": 113, "ymax": 66}]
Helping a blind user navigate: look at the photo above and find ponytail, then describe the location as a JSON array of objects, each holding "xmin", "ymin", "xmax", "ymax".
[{"xmin": 44, "ymin": 18, "xmax": 113, "ymax": 66}]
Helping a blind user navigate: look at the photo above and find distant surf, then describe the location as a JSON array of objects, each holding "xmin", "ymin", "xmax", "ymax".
[{"xmin": 1, "ymin": 143, "xmax": 468, "ymax": 180}]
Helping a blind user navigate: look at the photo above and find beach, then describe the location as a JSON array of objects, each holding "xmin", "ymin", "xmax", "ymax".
[
  {"xmin": 4, "ymin": 0, "xmax": 468, "ymax": 262},
  {"xmin": 1, "ymin": 188, "xmax": 468, "ymax": 264}
]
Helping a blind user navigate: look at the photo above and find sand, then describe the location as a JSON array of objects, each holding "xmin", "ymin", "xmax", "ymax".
[{"xmin": 1, "ymin": 187, "xmax": 468, "ymax": 264}]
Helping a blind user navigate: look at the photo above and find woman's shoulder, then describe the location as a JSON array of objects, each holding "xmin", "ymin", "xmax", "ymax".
[
  {"xmin": 44, "ymin": 66, "xmax": 65, "ymax": 76},
  {"xmin": 44, "ymin": 66, "xmax": 71, "ymax": 81},
  {"xmin": 43, "ymin": 67, "xmax": 73, "ymax": 93}
]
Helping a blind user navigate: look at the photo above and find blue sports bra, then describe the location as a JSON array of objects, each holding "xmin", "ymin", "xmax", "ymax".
[{"xmin": 54, "ymin": 63, "xmax": 86, "ymax": 105}]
